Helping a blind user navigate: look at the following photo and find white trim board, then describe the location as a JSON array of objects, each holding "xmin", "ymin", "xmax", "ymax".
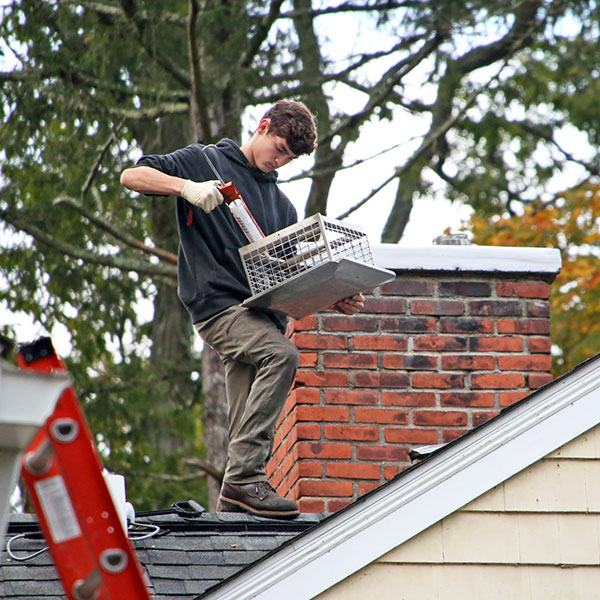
[
  {"xmin": 371, "ymin": 244, "xmax": 561, "ymax": 275},
  {"xmin": 203, "ymin": 355, "xmax": 600, "ymax": 600}
]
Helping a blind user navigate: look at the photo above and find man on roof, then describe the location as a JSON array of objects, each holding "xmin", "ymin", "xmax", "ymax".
[{"xmin": 121, "ymin": 100, "xmax": 364, "ymax": 518}]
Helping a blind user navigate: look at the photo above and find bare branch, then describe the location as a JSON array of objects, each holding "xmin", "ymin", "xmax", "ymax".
[
  {"xmin": 0, "ymin": 208, "xmax": 178, "ymax": 281},
  {"xmin": 107, "ymin": 103, "xmax": 189, "ymax": 120},
  {"xmin": 53, "ymin": 196, "xmax": 178, "ymax": 265},
  {"xmin": 279, "ymin": 0, "xmax": 424, "ymax": 19},
  {"xmin": 81, "ymin": 123, "xmax": 124, "ymax": 199},
  {"xmin": 336, "ymin": 65, "xmax": 506, "ymax": 220},
  {"xmin": 241, "ymin": 0, "xmax": 287, "ymax": 69}
]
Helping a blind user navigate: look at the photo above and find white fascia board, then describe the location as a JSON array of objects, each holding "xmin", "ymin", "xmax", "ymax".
[
  {"xmin": 204, "ymin": 355, "xmax": 600, "ymax": 600},
  {"xmin": 371, "ymin": 244, "xmax": 562, "ymax": 275}
]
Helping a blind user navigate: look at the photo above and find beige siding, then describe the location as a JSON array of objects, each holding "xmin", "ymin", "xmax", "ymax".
[
  {"xmin": 316, "ymin": 564, "xmax": 600, "ymax": 600},
  {"xmin": 315, "ymin": 425, "xmax": 600, "ymax": 600}
]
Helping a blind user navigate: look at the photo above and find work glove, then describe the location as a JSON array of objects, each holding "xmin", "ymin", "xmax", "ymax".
[{"xmin": 180, "ymin": 180, "xmax": 224, "ymax": 213}]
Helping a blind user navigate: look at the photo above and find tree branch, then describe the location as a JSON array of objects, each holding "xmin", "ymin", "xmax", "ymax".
[
  {"xmin": 0, "ymin": 208, "xmax": 178, "ymax": 281},
  {"xmin": 240, "ymin": 0, "xmax": 287, "ymax": 69},
  {"xmin": 336, "ymin": 65, "xmax": 506, "ymax": 221},
  {"xmin": 53, "ymin": 196, "xmax": 178, "ymax": 265}
]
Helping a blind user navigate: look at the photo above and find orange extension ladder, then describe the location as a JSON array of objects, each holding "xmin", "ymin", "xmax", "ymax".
[{"xmin": 15, "ymin": 337, "xmax": 151, "ymax": 600}]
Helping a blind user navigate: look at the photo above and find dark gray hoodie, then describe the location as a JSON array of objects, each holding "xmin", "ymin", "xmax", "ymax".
[{"xmin": 136, "ymin": 138, "xmax": 297, "ymax": 332}]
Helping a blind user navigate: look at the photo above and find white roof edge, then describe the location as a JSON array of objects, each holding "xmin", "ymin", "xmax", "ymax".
[
  {"xmin": 372, "ymin": 244, "xmax": 562, "ymax": 274},
  {"xmin": 204, "ymin": 355, "xmax": 600, "ymax": 600}
]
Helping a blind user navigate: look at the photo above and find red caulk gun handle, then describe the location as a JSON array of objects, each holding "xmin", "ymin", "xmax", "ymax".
[{"xmin": 218, "ymin": 181, "xmax": 242, "ymax": 204}]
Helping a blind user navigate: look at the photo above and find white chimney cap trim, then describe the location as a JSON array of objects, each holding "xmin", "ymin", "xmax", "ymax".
[{"xmin": 372, "ymin": 243, "xmax": 561, "ymax": 274}]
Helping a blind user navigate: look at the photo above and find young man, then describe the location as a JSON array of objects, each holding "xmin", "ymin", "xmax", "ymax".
[{"xmin": 121, "ymin": 100, "xmax": 364, "ymax": 518}]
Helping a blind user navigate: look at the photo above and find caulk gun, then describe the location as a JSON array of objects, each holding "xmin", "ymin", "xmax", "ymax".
[{"xmin": 203, "ymin": 152, "xmax": 265, "ymax": 243}]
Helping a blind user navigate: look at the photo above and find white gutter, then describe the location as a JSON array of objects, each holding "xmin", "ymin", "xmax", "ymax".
[
  {"xmin": 203, "ymin": 354, "xmax": 600, "ymax": 600},
  {"xmin": 371, "ymin": 243, "xmax": 561, "ymax": 275}
]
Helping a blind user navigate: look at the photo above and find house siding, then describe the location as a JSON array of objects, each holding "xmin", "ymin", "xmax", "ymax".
[{"xmin": 315, "ymin": 424, "xmax": 600, "ymax": 600}]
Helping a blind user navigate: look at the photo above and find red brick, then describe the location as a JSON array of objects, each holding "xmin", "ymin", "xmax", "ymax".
[
  {"xmin": 299, "ymin": 352, "xmax": 318, "ymax": 367},
  {"xmin": 276, "ymin": 413, "xmax": 296, "ymax": 442},
  {"xmin": 440, "ymin": 392, "xmax": 495, "ymax": 407},
  {"xmin": 359, "ymin": 482, "xmax": 383, "ymax": 495},
  {"xmin": 363, "ymin": 297, "xmax": 408, "ymax": 313},
  {"xmin": 442, "ymin": 355, "xmax": 495, "ymax": 370},
  {"xmin": 411, "ymin": 300, "xmax": 464, "ymax": 316},
  {"xmin": 468, "ymin": 300, "xmax": 523, "ymax": 316},
  {"xmin": 498, "ymin": 319, "xmax": 551, "ymax": 335},
  {"xmin": 414, "ymin": 410, "xmax": 468, "ymax": 427},
  {"xmin": 296, "ymin": 406, "xmax": 350, "ymax": 423},
  {"xmin": 356, "ymin": 445, "xmax": 410, "ymax": 461},
  {"xmin": 382, "ymin": 317, "xmax": 436, "ymax": 333},
  {"xmin": 327, "ymin": 499, "xmax": 354, "ymax": 512},
  {"xmin": 442, "ymin": 429, "xmax": 469, "ymax": 442},
  {"xmin": 354, "ymin": 407, "xmax": 409, "ymax": 425},
  {"xmin": 354, "ymin": 371, "xmax": 409, "ymax": 388},
  {"xmin": 295, "ymin": 371, "xmax": 349, "ymax": 387},
  {"xmin": 298, "ymin": 480, "xmax": 353, "ymax": 497},
  {"xmin": 381, "ymin": 279, "xmax": 434, "ymax": 296},
  {"xmin": 527, "ymin": 300, "xmax": 551, "ymax": 318},
  {"xmin": 439, "ymin": 281, "xmax": 491, "ymax": 297},
  {"xmin": 411, "ymin": 373, "xmax": 465, "ymax": 389},
  {"xmin": 469, "ymin": 336, "xmax": 524, "ymax": 352},
  {"xmin": 323, "ymin": 352, "xmax": 377, "ymax": 369},
  {"xmin": 293, "ymin": 316, "xmax": 318, "ymax": 331},
  {"xmin": 382, "ymin": 391, "xmax": 437, "ymax": 407},
  {"xmin": 324, "ymin": 389, "xmax": 378, "ymax": 406},
  {"xmin": 382, "ymin": 354, "xmax": 437, "ymax": 370},
  {"xmin": 324, "ymin": 425, "xmax": 379, "ymax": 441},
  {"xmin": 323, "ymin": 316, "xmax": 378, "ymax": 332},
  {"xmin": 498, "ymin": 355, "xmax": 552, "ymax": 372},
  {"xmin": 293, "ymin": 333, "xmax": 348, "ymax": 350},
  {"xmin": 297, "ymin": 462, "xmax": 323, "ymax": 478},
  {"xmin": 293, "ymin": 387, "xmax": 320, "ymax": 404},
  {"xmin": 296, "ymin": 423, "xmax": 321, "ymax": 440},
  {"xmin": 384, "ymin": 429, "xmax": 438, "ymax": 444},
  {"xmin": 472, "ymin": 373, "xmax": 526, "ymax": 389},
  {"xmin": 384, "ymin": 465, "xmax": 406, "ymax": 480},
  {"xmin": 499, "ymin": 391, "xmax": 527, "ymax": 407},
  {"xmin": 473, "ymin": 411, "xmax": 499, "ymax": 426},
  {"xmin": 298, "ymin": 498, "xmax": 325, "ymax": 513},
  {"xmin": 353, "ymin": 335, "xmax": 408, "ymax": 351},
  {"xmin": 528, "ymin": 337, "xmax": 552, "ymax": 354},
  {"xmin": 326, "ymin": 462, "xmax": 381, "ymax": 479},
  {"xmin": 529, "ymin": 372, "xmax": 554, "ymax": 389},
  {"xmin": 440, "ymin": 318, "xmax": 494, "ymax": 334},
  {"xmin": 413, "ymin": 336, "xmax": 467, "ymax": 352},
  {"xmin": 297, "ymin": 442, "xmax": 352, "ymax": 460},
  {"xmin": 497, "ymin": 281, "xmax": 552, "ymax": 299}
]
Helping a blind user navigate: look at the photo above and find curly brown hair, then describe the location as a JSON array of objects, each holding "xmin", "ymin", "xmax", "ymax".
[{"xmin": 261, "ymin": 100, "xmax": 318, "ymax": 156}]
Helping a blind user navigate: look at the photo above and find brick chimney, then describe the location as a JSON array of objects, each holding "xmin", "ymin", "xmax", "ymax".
[{"xmin": 266, "ymin": 243, "xmax": 561, "ymax": 513}]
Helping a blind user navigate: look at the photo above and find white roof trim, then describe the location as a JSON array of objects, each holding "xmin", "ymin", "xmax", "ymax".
[
  {"xmin": 204, "ymin": 355, "xmax": 600, "ymax": 600},
  {"xmin": 371, "ymin": 243, "xmax": 561, "ymax": 274}
]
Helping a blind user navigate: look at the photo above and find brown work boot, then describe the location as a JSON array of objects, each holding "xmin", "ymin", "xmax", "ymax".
[{"xmin": 218, "ymin": 481, "xmax": 299, "ymax": 519}]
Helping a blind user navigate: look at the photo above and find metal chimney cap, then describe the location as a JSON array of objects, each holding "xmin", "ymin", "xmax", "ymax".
[{"xmin": 432, "ymin": 233, "xmax": 471, "ymax": 246}]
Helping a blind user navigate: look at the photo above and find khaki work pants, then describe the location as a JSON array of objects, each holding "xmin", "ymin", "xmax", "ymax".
[{"xmin": 195, "ymin": 305, "xmax": 299, "ymax": 484}]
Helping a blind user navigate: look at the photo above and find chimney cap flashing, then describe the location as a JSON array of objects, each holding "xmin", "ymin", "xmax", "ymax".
[{"xmin": 372, "ymin": 243, "xmax": 561, "ymax": 275}]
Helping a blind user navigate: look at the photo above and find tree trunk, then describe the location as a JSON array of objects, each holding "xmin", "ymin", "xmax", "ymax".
[{"xmin": 201, "ymin": 343, "xmax": 228, "ymax": 509}]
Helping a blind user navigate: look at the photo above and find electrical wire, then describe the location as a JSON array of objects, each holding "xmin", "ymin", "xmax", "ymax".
[{"xmin": 5, "ymin": 533, "xmax": 48, "ymax": 562}]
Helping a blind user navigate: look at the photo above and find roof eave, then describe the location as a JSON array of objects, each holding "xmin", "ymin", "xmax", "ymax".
[{"xmin": 203, "ymin": 354, "xmax": 600, "ymax": 600}]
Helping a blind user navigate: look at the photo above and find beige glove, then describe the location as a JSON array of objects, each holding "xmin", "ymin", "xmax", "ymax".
[{"xmin": 180, "ymin": 180, "xmax": 224, "ymax": 213}]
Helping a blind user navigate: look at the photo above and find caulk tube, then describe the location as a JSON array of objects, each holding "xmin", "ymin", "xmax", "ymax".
[{"xmin": 228, "ymin": 198, "xmax": 264, "ymax": 243}]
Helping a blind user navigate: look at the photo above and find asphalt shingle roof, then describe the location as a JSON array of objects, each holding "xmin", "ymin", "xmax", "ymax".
[{"xmin": 1, "ymin": 511, "xmax": 322, "ymax": 599}]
